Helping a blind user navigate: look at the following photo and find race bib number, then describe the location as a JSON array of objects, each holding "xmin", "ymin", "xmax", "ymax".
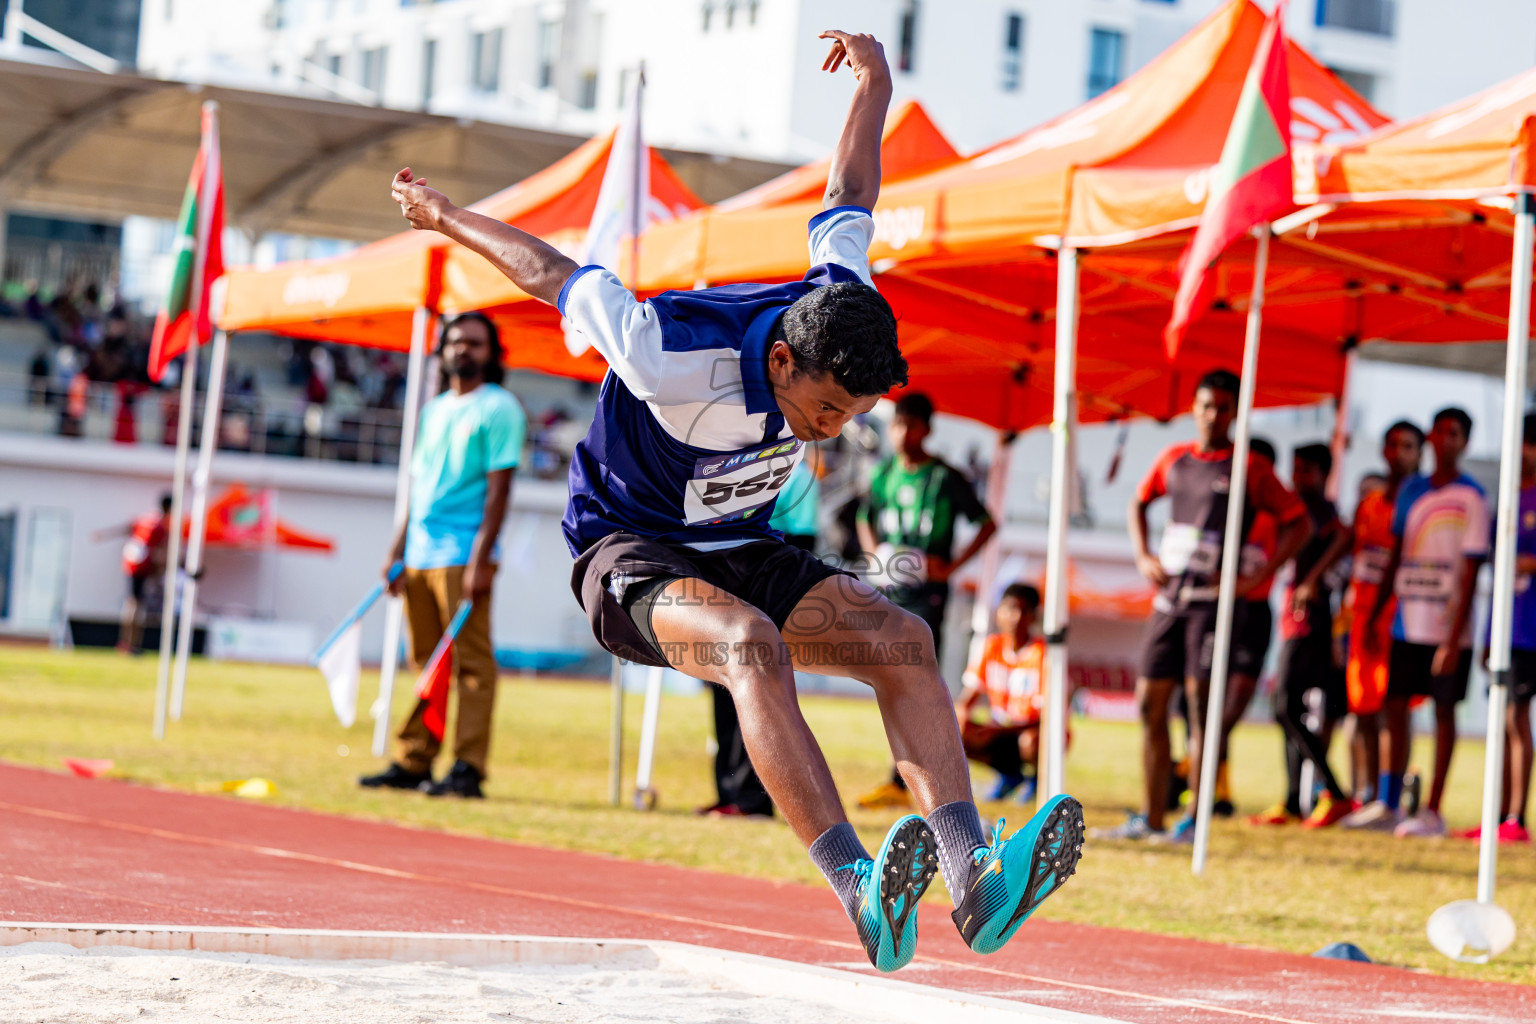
[
  {"xmin": 1397, "ymin": 560, "xmax": 1453, "ymax": 601},
  {"xmin": 682, "ymin": 437, "xmax": 803, "ymax": 526},
  {"xmin": 1353, "ymin": 546, "xmax": 1391, "ymax": 585},
  {"xmin": 1160, "ymin": 524, "xmax": 1221, "ymax": 575}
]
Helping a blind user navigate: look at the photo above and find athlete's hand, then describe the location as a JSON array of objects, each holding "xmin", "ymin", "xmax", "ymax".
[
  {"xmin": 391, "ymin": 167, "xmax": 453, "ymax": 231},
  {"xmin": 925, "ymin": 554, "xmax": 954, "ymax": 584},
  {"xmin": 463, "ymin": 558, "xmax": 496, "ymax": 603},
  {"xmin": 1431, "ymin": 642, "xmax": 1458, "ymax": 677},
  {"xmin": 1291, "ymin": 579, "xmax": 1316, "ymax": 615},
  {"xmin": 1135, "ymin": 552, "xmax": 1169, "ymax": 587},
  {"xmin": 818, "ymin": 30, "xmax": 889, "ymax": 82},
  {"xmin": 382, "ymin": 560, "xmax": 404, "ymax": 597}
]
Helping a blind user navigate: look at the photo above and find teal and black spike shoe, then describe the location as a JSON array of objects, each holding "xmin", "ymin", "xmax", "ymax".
[
  {"xmin": 845, "ymin": 814, "xmax": 939, "ymax": 972},
  {"xmin": 951, "ymin": 794, "xmax": 1085, "ymax": 955}
]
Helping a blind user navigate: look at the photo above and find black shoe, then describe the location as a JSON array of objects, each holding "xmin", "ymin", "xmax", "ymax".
[
  {"xmin": 1213, "ymin": 799, "xmax": 1236, "ymax": 818},
  {"xmin": 1166, "ymin": 770, "xmax": 1188, "ymax": 812},
  {"xmin": 423, "ymin": 759, "xmax": 484, "ymax": 799},
  {"xmin": 359, "ymin": 763, "xmax": 431, "ymax": 790}
]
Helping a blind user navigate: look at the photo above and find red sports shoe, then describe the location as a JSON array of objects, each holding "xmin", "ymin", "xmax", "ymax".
[{"xmin": 1497, "ymin": 820, "xmax": 1531, "ymax": 844}]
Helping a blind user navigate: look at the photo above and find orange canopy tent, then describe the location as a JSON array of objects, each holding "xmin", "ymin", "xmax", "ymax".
[
  {"xmin": 432, "ymin": 99, "xmax": 964, "ymax": 383},
  {"xmin": 1295, "ymin": 64, "xmax": 1536, "ymax": 913},
  {"xmin": 630, "ymin": 0, "xmax": 1388, "ymax": 431},
  {"xmin": 189, "ymin": 485, "xmax": 335, "ymax": 553}
]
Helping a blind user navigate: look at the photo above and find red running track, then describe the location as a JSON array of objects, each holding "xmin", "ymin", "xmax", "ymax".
[{"xmin": 1, "ymin": 762, "xmax": 1530, "ymax": 1024}]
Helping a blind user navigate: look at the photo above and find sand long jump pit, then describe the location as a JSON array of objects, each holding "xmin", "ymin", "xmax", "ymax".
[{"xmin": 1, "ymin": 924, "xmax": 1107, "ymax": 1024}]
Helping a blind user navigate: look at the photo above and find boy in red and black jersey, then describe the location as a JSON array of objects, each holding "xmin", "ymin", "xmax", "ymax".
[{"xmin": 1105, "ymin": 370, "xmax": 1312, "ymax": 841}]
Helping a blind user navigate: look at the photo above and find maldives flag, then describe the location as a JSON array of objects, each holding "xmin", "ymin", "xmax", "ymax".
[
  {"xmin": 148, "ymin": 101, "xmax": 225, "ymax": 382},
  {"xmin": 1163, "ymin": 3, "xmax": 1293, "ymax": 359}
]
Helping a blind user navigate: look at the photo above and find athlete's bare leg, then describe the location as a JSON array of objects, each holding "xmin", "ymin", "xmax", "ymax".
[
  {"xmin": 1183, "ymin": 673, "xmax": 1211, "ymax": 819},
  {"xmin": 647, "ymin": 578, "xmax": 846, "ymax": 846},
  {"xmin": 1509, "ymin": 697, "xmax": 1533, "ymax": 824},
  {"xmin": 779, "ymin": 575, "xmax": 972, "ymax": 813},
  {"xmin": 1426, "ymin": 697, "xmax": 1457, "ymax": 815},
  {"xmin": 1137, "ymin": 677, "xmax": 1178, "ymax": 831},
  {"xmin": 1382, "ymin": 696, "xmax": 1412, "ymax": 783}
]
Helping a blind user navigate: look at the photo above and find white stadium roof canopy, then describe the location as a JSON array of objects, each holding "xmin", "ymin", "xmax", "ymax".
[{"xmin": 0, "ymin": 55, "xmax": 790, "ymax": 241}]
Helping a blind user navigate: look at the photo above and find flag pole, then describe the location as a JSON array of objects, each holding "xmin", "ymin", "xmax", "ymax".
[
  {"xmin": 156, "ymin": 98, "xmax": 220, "ymax": 732},
  {"xmin": 1041, "ymin": 245, "xmax": 1080, "ymax": 801},
  {"xmin": 373, "ymin": 305, "xmax": 430, "ymax": 758},
  {"xmin": 153, "ymin": 342, "xmax": 196, "ymax": 739},
  {"xmin": 169, "ymin": 328, "xmax": 228, "ymax": 720},
  {"xmin": 1192, "ymin": 224, "xmax": 1270, "ymax": 876}
]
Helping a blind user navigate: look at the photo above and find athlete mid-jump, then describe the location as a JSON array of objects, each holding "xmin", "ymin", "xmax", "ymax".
[{"xmin": 391, "ymin": 30, "xmax": 1083, "ymax": 972}]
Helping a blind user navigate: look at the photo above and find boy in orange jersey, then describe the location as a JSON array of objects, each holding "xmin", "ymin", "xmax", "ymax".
[
  {"xmin": 955, "ymin": 583, "xmax": 1054, "ymax": 801},
  {"xmin": 1340, "ymin": 422, "xmax": 1425, "ymax": 829}
]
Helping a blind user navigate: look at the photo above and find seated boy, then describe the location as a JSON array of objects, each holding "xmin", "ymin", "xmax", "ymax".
[{"xmin": 956, "ymin": 583, "xmax": 1064, "ymax": 800}]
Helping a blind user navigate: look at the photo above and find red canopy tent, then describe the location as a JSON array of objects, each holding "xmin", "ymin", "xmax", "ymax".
[{"xmin": 193, "ymin": 485, "xmax": 335, "ymax": 553}]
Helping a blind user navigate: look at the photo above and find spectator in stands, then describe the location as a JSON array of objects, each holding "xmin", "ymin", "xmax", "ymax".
[
  {"xmin": 1359, "ymin": 407, "xmax": 1488, "ymax": 838},
  {"xmin": 955, "ymin": 583, "xmax": 1056, "ymax": 803},
  {"xmin": 92, "ymin": 493, "xmax": 173, "ymax": 654}
]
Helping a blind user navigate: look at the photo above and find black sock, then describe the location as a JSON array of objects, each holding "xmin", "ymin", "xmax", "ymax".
[
  {"xmin": 809, "ymin": 822, "xmax": 871, "ymax": 921},
  {"xmin": 928, "ymin": 800, "xmax": 988, "ymax": 906}
]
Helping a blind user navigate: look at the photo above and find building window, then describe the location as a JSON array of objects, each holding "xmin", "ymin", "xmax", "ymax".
[
  {"xmin": 724, "ymin": 0, "xmax": 736, "ymax": 29},
  {"xmin": 1316, "ymin": 0, "xmax": 1395, "ymax": 38},
  {"xmin": 420, "ymin": 38, "xmax": 436, "ymax": 106},
  {"xmin": 897, "ymin": 1, "xmax": 919, "ymax": 73},
  {"xmin": 578, "ymin": 70, "xmax": 598, "ymax": 110},
  {"xmin": 471, "ymin": 28, "xmax": 502, "ymax": 93},
  {"xmin": 537, "ymin": 19, "xmax": 560, "ymax": 89},
  {"xmin": 1001, "ymin": 12, "xmax": 1024, "ymax": 92},
  {"xmin": 1087, "ymin": 27, "xmax": 1124, "ymax": 98},
  {"xmin": 747, "ymin": 0, "xmax": 758, "ymax": 25},
  {"xmin": 360, "ymin": 46, "xmax": 387, "ymax": 94},
  {"xmin": 701, "ymin": 2, "xmax": 712, "ymax": 32},
  {"xmin": 1327, "ymin": 65, "xmax": 1377, "ymax": 103},
  {"xmin": 325, "ymin": 52, "xmax": 342, "ymax": 78}
]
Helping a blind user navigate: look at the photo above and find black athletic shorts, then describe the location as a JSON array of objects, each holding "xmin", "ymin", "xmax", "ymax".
[
  {"xmin": 571, "ymin": 531, "xmax": 850, "ymax": 667},
  {"xmin": 1387, "ymin": 641, "xmax": 1472, "ymax": 704},
  {"xmin": 1500, "ymin": 648, "xmax": 1536, "ymax": 703},
  {"xmin": 1139, "ymin": 600, "xmax": 1271, "ymax": 682}
]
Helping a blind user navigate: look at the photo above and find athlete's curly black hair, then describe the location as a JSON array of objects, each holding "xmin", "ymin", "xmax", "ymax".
[{"xmin": 780, "ymin": 282, "xmax": 907, "ymax": 396}]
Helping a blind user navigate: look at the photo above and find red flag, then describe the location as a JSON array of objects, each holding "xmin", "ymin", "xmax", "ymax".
[
  {"xmin": 414, "ymin": 637, "xmax": 454, "ymax": 742},
  {"xmin": 148, "ymin": 102, "xmax": 225, "ymax": 382},
  {"xmin": 1164, "ymin": 3, "xmax": 1293, "ymax": 359}
]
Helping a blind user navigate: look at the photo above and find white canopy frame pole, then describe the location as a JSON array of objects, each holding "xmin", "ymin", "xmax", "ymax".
[
  {"xmin": 153, "ymin": 343, "xmax": 198, "ymax": 739},
  {"xmin": 372, "ymin": 306, "xmax": 430, "ymax": 758},
  {"xmin": 966, "ymin": 433, "xmax": 1014, "ymax": 673},
  {"xmin": 169, "ymin": 327, "xmax": 230, "ymax": 720},
  {"xmin": 608, "ymin": 655, "xmax": 625, "ymax": 806},
  {"xmin": 1192, "ymin": 225, "xmax": 1271, "ymax": 876},
  {"xmin": 633, "ymin": 664, "xmax": 666, "ymax": 810},
  {"xmin": 1478, "ymin": 193, "xmax": 1535, "ymax": 903},
  {"xmin": 1041, "ymin": 246, "xmax": 1080, "ymax": 802}
]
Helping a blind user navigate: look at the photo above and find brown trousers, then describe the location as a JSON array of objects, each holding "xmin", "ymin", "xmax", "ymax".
[{"xmin": 393, "ymin": 565, "xmax": 498, "ymax": 777}]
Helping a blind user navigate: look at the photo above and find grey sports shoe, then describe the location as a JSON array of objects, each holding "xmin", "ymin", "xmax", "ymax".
[{"xmin": 1089, "ymin": 813, "xmax": 1154, "ymax": 841}]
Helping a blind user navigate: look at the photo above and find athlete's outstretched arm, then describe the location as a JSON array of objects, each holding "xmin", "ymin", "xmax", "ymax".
[
  {"xmin": 820, "ymin": 30, "xmax": 892, "ymax": 211},
  {"xmin": 390, "ymin": 168, "xmax": 577, "ymax": 306}
]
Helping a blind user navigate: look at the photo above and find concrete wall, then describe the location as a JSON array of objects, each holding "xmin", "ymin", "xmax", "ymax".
[{"xmin": 0, "ymin": 433, "xmax": 598, "ymax": 665}]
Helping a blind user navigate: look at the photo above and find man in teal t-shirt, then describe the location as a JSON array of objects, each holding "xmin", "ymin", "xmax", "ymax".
[{"xmin": 361, "ymin": 312, "xmax": 526, "ymax": 799}]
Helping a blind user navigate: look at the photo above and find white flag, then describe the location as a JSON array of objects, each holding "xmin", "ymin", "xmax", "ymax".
[
  {"xmin": 565, "ymin": 69, "xmax": 649, "ymax": 357},
  {"xmin": 317, "ymin": 620, "xmax": 362, "ymax": 728}
]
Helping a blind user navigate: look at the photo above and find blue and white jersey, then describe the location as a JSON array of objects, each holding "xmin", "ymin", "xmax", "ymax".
[{"xmin": 558, "ymin": 205, "xmax": 876, "ymax": 555}]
